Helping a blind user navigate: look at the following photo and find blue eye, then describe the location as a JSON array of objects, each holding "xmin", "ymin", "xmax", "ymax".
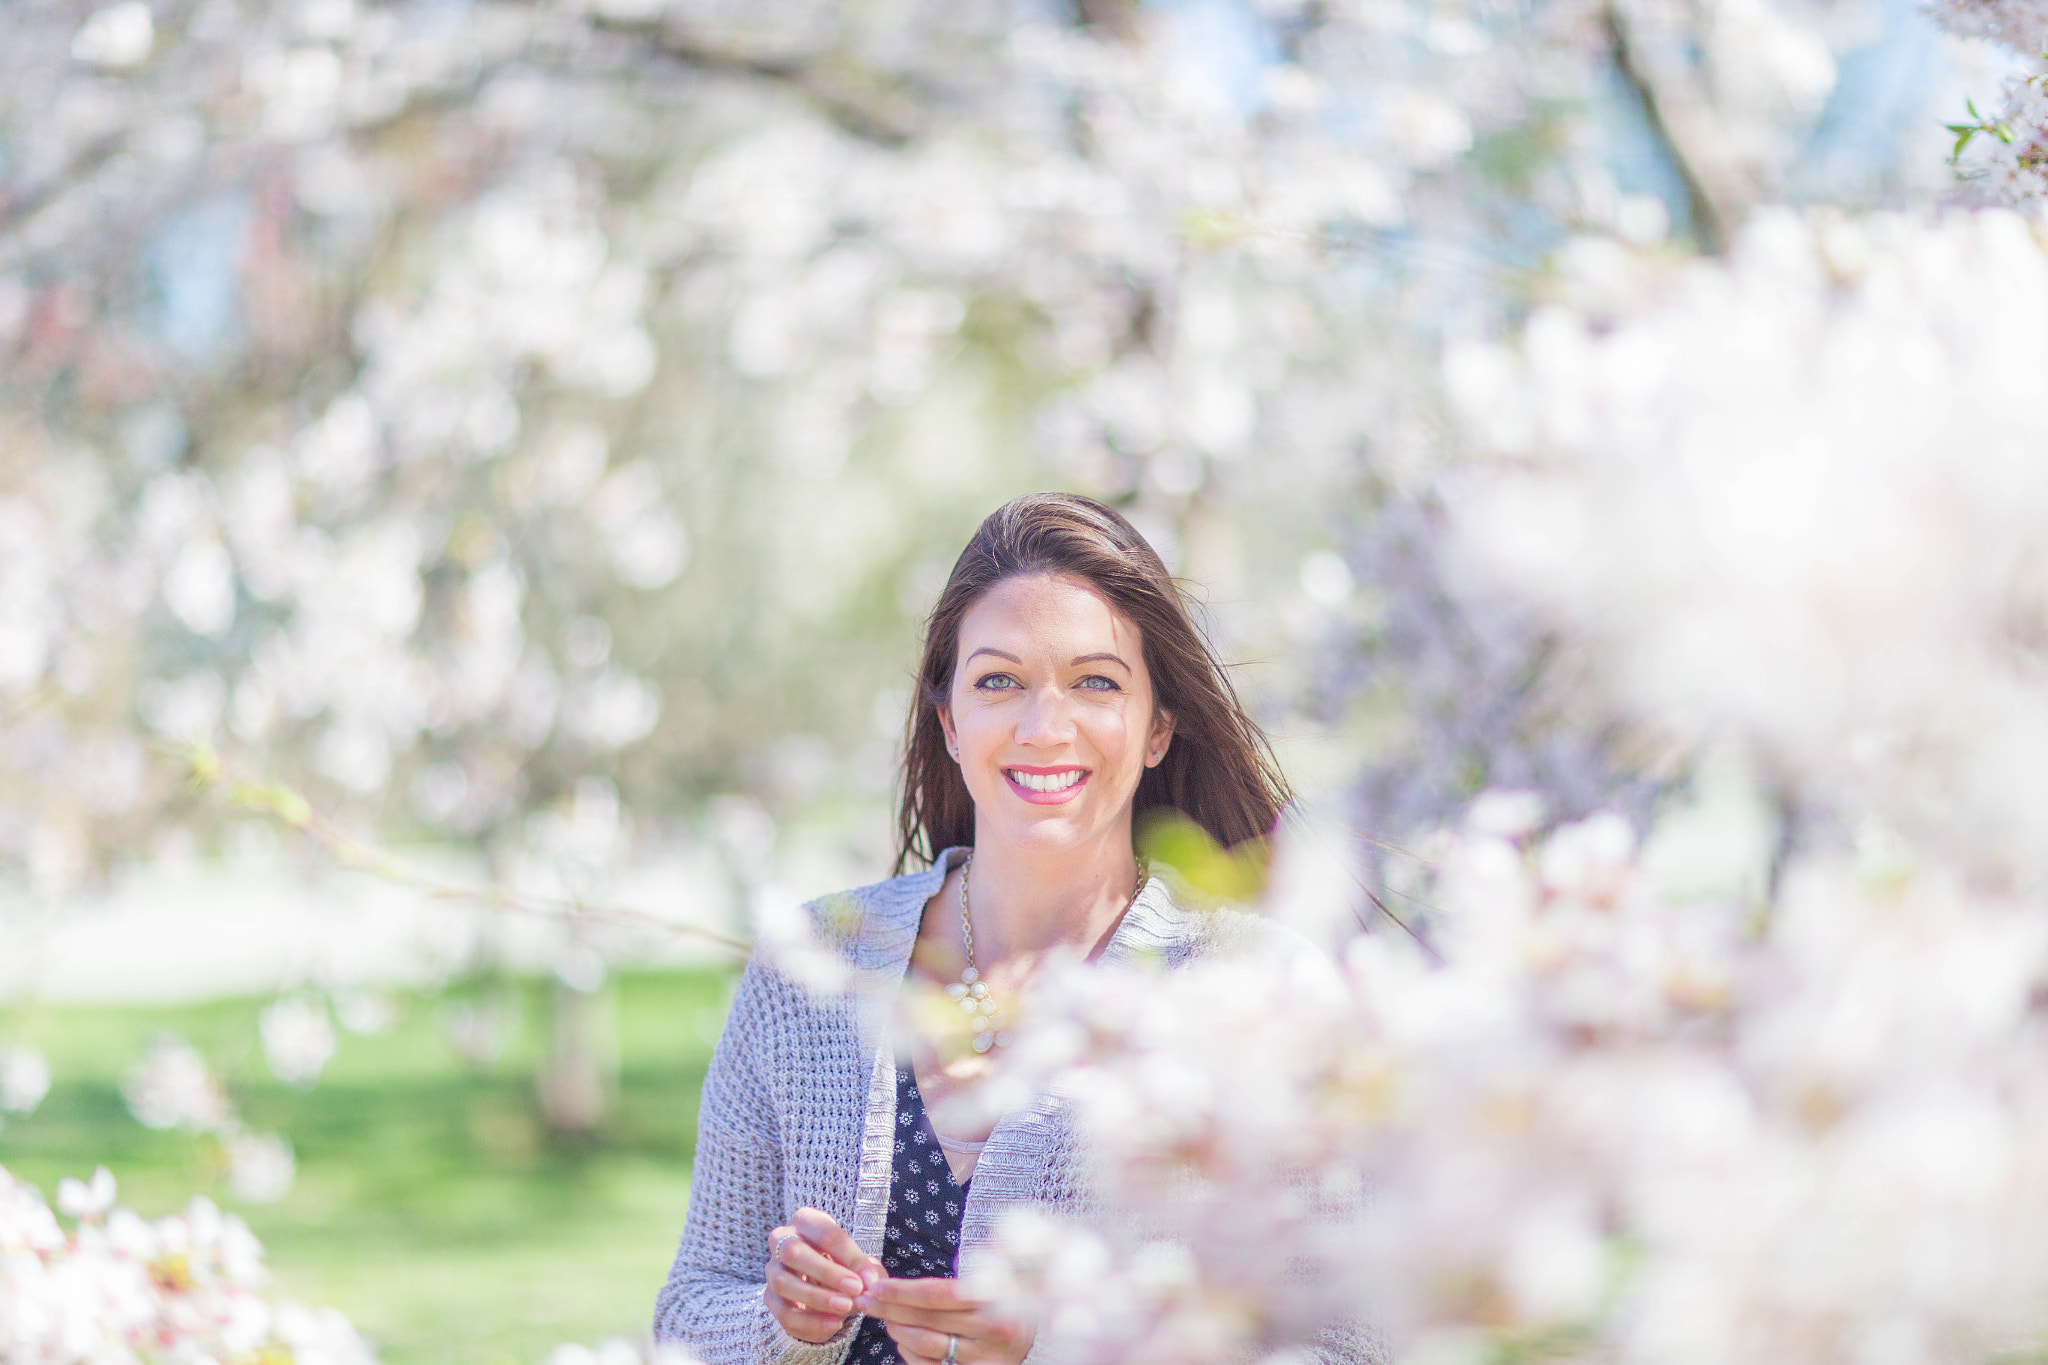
[
  {"xmin": 974, "ymin": 673, "xmax": 1019, "ymax": 691},
  {"xmin": 1076, "ymin": 675, "xmax": 1120, "ymax": 692}
]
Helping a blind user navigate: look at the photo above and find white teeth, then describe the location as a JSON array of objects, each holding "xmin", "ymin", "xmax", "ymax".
[{"xmin": 1010, "ymin": 769, "xmax": 1084, "ymax": 793}]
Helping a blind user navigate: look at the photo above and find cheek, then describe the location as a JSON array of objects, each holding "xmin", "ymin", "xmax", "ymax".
[
  {"xmin": 1082, "ymin": 706, "xmax": 1143, "ymax": 765},
  {"xmin": 953, "ymin": 703, "xmax": 1003, "ymax": 755}
]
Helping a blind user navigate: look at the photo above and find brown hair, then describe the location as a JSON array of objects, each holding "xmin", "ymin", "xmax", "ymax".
[{"xmin": 895, "ymin": 492, "xmax": 1292, "ymax": 872}]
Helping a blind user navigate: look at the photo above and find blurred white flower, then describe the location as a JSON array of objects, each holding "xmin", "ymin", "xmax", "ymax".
[
  {"xmin": 243, "ymin": 44, "xmax": 344, "ymax": 141},
  {"xmin": 71, "ymin": 2, "xmax": 154, "ymax": 68},
  {"xmin": 0, "ymin": 1045, "xmax": 51, "ymax": 1114},
  {"xmin": 164, "ymin": 536, "xmax": 237, "ymax": 636},
  {"xmin": 294, "ymin": 392, "xmax": 383, "ymax": 500},
  {"xmin": 1537, "ymin": 811, "xmax": 1636, "ymax": 903},
  {"xmin": 516, "ymin": 423, "xmax": 610, "ymax": 510},
  {"xmin": 1298, "ymin": 551, "xmax": 1354, "ymax": 607},
  {"xmin": 529, "ymin": 776, "xmax": 628, "ymax": 875},
  {"xmin": 565, "ymin": 616, "xmax": 612, "ymax": 670},
  {"xmin": 1381, "ymin": 89, "xmax": 1472, "ymax": 170},
  {"xmin": 123, "ymin": 1035, "xmax": 229, "ymax": 1132},
  {"xmin": 707, "ymin": 794, "xmax": 776, "ymax": 867},
  {"xmin": 259, "ymin": 996, "xmax": 337, "ymax": 1088},
  {"xmin": 54, "ymin": 1166, "xmax": 117, "ymax": 1221},
  {"xmin": 315, "ymin": 720, "xmax": 393, "ymax": 794},
  {"xmin": 554, "ymin": 945, "xmax": 607, "ymax": 994},
  {"xmin": 332, "ymin": 989, "xmax": 399, "ymax": 1036},
  {"xmin": 411, "ymin": 761, "xmax": 472, "ymax": 827},
  {"xmin": 226, "ymin": 1131, "xmax": 297, "ymax": 1204},
  {"xmin": 563, "ymin": 668, "xmax": 661, "ymax": 750},
  {"xmin": 1462, "ymin": 788, "xmax": 1547, "ymax": 841},
  {"xmin": 589, "ymin": 463, "xmax": 689, "ymax": 590},
  {"xmin": 607, "ymin": 514, "xmax": 689, "ymax": 591},
  {"xmin": 137, "ymin": 669, "xmax": 226, "ymax": 741},
  {"xmin": 74, "ymin": 732, "xmax": 146, "ymax": 816}
]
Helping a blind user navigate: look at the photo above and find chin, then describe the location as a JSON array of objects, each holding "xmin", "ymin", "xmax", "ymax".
[
  {"xmin": 978, "ymin": 802, "xmax": 1119, "ymax": 855},
  {"xmin": 1002, "ymin": 815, "xmax": 1090, "ymax": 846}
]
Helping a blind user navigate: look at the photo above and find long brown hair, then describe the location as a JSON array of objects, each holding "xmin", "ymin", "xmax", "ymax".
[{"xmin": 895, "ymin": 492, "xmax": 1292, "ymax": 872}]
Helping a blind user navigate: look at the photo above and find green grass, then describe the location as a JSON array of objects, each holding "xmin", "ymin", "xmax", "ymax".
[{"xmin": 0, "ymin": 968, "xmax": 739, "ymax": 1365}]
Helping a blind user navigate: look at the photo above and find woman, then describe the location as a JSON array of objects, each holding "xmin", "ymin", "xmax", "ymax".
[{"xmin": 655, "ymin": 492, "xmax": 1323, "ymax": 1365}]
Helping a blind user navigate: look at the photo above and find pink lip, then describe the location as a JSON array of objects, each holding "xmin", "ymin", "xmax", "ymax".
[{"xmin": 1003, "ymin": 766, "xmax": 1090, "ymax": 805}]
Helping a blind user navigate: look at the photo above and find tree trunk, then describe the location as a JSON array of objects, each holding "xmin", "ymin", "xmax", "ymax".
[{"xmin": 538, "ymin": 976, "xmax": 615, "ymax": 1140}]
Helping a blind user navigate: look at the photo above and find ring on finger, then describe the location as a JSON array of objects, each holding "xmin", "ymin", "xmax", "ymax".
[
  {"xmin": 772, "ymin": 1232, "xmax": 800, "ymax": 1265},
  {"xmin": 943, "ymin": 1334, "xmax": 959, "ymax": 1364}
]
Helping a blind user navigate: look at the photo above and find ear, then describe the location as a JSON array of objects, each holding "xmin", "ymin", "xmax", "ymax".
[
  {"xmin": 1144, "ymin": 708, "xmax": 1175, "ymax": 768},
  {"xmin": 938, "ymin": 704, "xmax": 960, "ymax": 760}
]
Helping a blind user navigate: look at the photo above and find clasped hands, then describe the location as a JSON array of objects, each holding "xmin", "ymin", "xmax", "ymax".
[{"xmin": 765, "ymin": 1207, "xmax": 1032, "ymax": 1365}]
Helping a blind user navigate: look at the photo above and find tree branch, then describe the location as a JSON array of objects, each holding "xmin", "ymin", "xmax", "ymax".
[
  {"xmin": 0, "ymin": 133, "xmax": 129, "ymax": 236},
  {"xmin": 590, "ymin": 17, "xmax": 927, "ymax": 146},
  {"xmin": 1603, "ymin": 0, "xmax": 1739, "ymax": 255},
  {"xmin": 1074, "ymin": 0, "xmax": 1142, "ymax": 44}
]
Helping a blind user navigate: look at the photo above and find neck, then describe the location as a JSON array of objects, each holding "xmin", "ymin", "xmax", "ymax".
[{"xmin": 962, "ymin": 819, "xmax": 1142, "ymax": 963}]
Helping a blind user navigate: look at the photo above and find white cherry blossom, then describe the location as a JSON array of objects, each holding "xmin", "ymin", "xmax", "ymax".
[{"xmin": 0, "ymin": 1164, "xmax": 375, "ymax": 1365}]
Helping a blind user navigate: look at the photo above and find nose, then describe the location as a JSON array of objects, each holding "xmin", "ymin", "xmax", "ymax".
[{"xmin": 1012, "ymin": 684, "xmax": 1077, "ymax": 748}]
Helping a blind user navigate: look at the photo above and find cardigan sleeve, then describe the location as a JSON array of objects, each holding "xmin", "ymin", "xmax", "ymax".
[{"xmin": 652, "ymin": 962, "xmax": 857, "ymax": 1365}]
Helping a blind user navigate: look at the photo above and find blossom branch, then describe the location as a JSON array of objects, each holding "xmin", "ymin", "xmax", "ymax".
[{"xmin": 175, "ymin": 744, "xmax": 755, "ymax": 957}]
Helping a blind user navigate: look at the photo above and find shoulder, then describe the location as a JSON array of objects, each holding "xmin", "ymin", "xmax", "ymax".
[
  {"xmin": 749, "ymin": 849, "xmax": 963, "ymax": 985},
  {"xmin": 802, "ymin": 852, "xmax": 958, "ymax": 960},
  {"xmin": 726, "ymin": 854, "xmax": 963, "ymax": 1061}
]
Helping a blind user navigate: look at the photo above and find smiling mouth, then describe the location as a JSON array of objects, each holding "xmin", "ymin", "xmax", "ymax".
[{"xmin": 1005, "ymin": 767, "xmax": 1088, "ymax": 795}]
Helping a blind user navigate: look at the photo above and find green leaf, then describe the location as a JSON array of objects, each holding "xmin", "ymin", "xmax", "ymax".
[{"xmin": 1138, "ymin": 811, "xmax": 1271, "ymax": 908}]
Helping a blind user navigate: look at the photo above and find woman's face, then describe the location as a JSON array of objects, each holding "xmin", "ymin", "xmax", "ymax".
[{"xmin": 939, "ymin": 573, "xmax": 1173, "ymax": 857}]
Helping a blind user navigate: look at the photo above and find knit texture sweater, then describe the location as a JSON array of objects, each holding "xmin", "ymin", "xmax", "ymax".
[{"xmin": 653, "ymin": 847, "xmax": 1375, "ymax": 1365}]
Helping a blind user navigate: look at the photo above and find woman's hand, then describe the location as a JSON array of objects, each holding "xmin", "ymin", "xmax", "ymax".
[
  {"xmin": 763, "ymin": 1207, "xmax": 882, "ymax": 1344},
  {"xmin": 857, "ymin": 1276, "xmax": 1034, "ymax": 1365}
]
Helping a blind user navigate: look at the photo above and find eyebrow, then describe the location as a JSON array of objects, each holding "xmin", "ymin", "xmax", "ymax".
[{"xmin": 963, "ymin": 647, "xmax": 1130, "ymax": 671}]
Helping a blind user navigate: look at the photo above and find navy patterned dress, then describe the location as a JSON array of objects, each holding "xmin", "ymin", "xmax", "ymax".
[{"xmin": 847, "ymin": 1064, "xmax": 969, "ymax": 1364}]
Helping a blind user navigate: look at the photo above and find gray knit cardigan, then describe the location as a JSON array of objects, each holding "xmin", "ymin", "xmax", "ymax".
[{"xmin": 653, "ymin": 846, "xmax": 1373, "ymax": 1365}]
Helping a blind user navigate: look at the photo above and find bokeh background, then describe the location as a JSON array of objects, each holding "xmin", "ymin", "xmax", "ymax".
[{"xmin": 0, "ymin": 1, "xmax": 2033, "ymax": 1362}]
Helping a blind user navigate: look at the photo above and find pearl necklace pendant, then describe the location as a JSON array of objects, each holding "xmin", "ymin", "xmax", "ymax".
[
  {"xmin": 953, "ymin": 859, "xmax": 1012, "ymax": 1054},
  {"xmin": 944, "ymin": 967, "xmax": 1009, "ymax": 1054}
]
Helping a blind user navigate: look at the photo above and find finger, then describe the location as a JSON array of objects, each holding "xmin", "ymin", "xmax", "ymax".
[
  {"xmin": 792, "ymin": 1206, "xmax": 882, "ymax": 1289},
  {"xmin": 867, "ymin": 1299, "xmax": 976, "ymax": 1333},
  {"xmin": 767, "ymin": 1226, "xmax": 866, "ymax": 1297},
  {"xmin": 865, "ymin": 1275, "xmax": 980, "ymax": 1312},
  {"xmin": 766, "ymin": 1262, "xmax": 855, "ymax": 1317},
  {"xmin": 882, "ymin": 1320, "xmax": 958, "ymax": 1363},
  {"xmin": 763, "ymin": 1286, "xmax": 847, "ymax": 1344}
]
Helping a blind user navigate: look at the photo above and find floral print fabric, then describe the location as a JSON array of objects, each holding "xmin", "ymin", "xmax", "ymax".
[{"xmin": 847, "ymin": 1065, "xmax": 967, "ymax": 1364}]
